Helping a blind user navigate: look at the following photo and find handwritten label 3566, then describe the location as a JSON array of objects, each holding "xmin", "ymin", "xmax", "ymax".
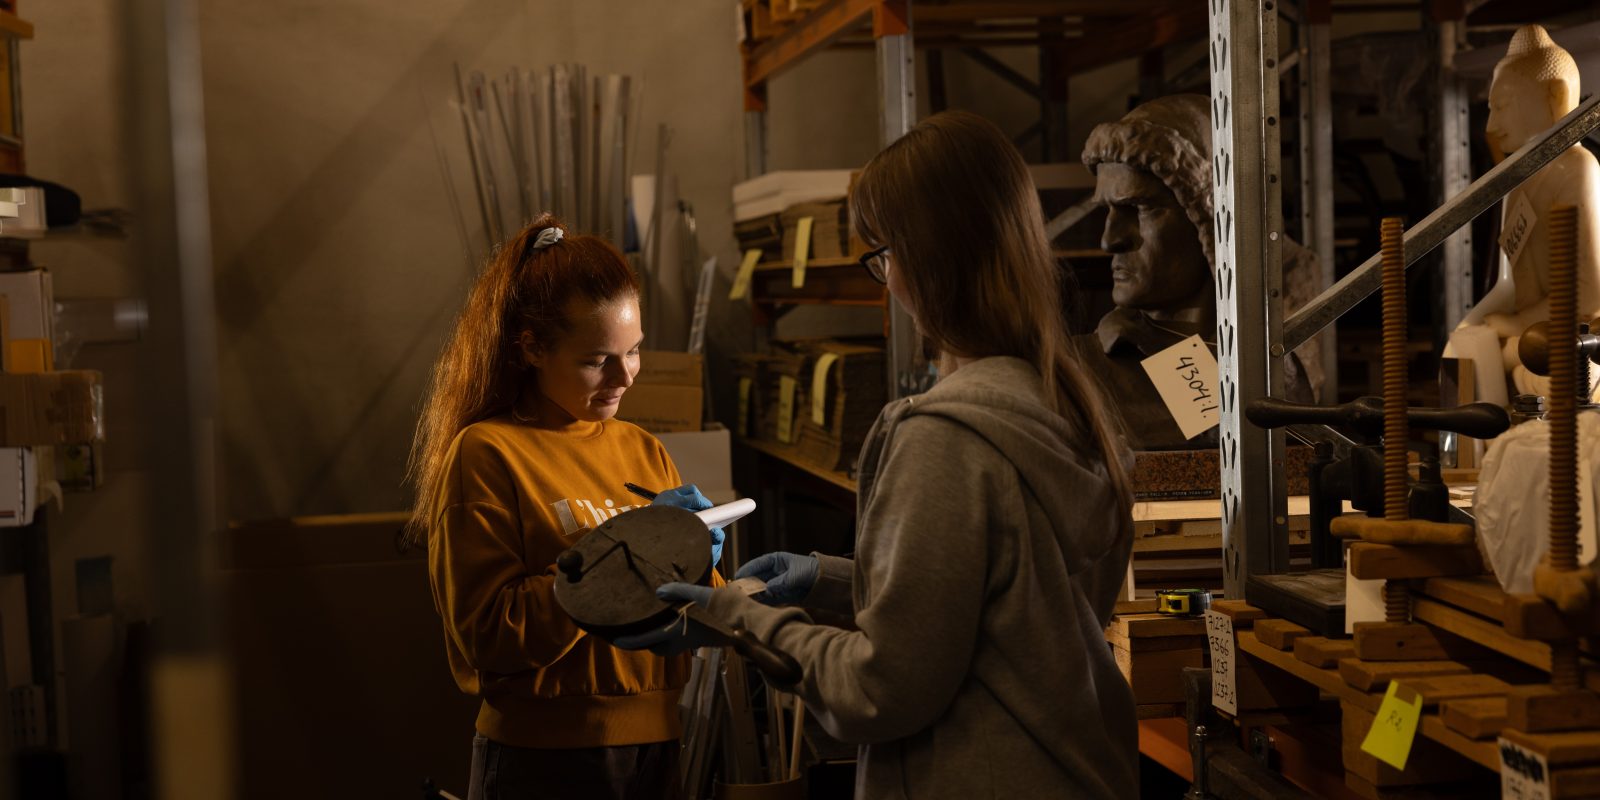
[
  {"xmin": 1205, "ymin": 609, "xmax": 1238, "ymax": 715},
  {"xmin": 1141, "ymin": 335, "xmax": 1221, "ymax": 439}
]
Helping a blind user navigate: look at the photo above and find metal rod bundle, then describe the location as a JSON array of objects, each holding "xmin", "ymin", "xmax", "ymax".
[{"xmin": 449, "ymin": 63, "xmax": 635, "ymax": 257}]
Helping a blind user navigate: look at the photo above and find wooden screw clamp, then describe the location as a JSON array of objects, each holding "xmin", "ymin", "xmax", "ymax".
[
  {"xmin": 1346, "ymin": 217, "xmax": 1458, "ymax": 662},
  {"xmin": 1507, "ymin": 205, "xmax": 1600, "ymax": 734}
]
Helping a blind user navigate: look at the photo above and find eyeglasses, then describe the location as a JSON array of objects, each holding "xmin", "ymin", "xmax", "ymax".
[{"xmin": 859, "ymin": 246, "xmax": 890, "ymax": 285}]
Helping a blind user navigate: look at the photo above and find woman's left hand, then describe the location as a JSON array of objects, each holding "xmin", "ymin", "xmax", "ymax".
[{"xmin": 650, "ymin": 484, "xmax": 725, "ymax": 566}]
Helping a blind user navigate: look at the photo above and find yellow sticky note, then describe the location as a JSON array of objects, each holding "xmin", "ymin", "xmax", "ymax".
[
  {"xmin": 1360, "ymin": 681, "xmax": 1423, "ymax": 770},
  {"xmin": 729, "ymin": 248, "xmax": 763, "ymax": 301},
  {"xmin": 810, "ymin": 352, "xmax": 839, "ymax": 427},
  {"xmin": 737, "ymin": 377, "xmax": 752, "ymax": 437},
  {"xmin": 777, "ymin": 376, "xmax": 797, "ymax": 443},
  {"xmin": 792, "ymin": 216, "xmax": 813, "ymax": 289}
]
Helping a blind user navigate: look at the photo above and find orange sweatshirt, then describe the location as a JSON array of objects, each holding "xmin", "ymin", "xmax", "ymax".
[{"xmin": 428, "ymin": 413, "xmax": 706, "ymax": 749}]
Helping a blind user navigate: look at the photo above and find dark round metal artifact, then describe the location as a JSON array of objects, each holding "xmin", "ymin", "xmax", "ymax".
[{"xmin": 552, "ymin": 505, "xmax": 713, "ymax": 638}]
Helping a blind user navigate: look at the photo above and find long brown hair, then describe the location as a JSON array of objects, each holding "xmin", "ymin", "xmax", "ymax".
[
  {"xmin": 404, "ymin": 214, "xmax": 639, "ymax": 546},
  {"xmin": 850, "ymin": 110, "xmax": 1133, "ymax": 516}
]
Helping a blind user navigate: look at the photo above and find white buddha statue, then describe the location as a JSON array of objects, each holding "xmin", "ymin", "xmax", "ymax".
[{"xmin": 1448, "ymin": 25, "xmax": 1600, "ymax": 406}]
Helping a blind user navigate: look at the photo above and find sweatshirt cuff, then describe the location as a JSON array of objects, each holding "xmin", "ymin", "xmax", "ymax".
[
  {"xmin": 706, "ymin": 586, "xmax": 808, "ymax": 644},
  {"xmin": 802, "ymin": 553, "xmax": 855, "ymax": 615}
]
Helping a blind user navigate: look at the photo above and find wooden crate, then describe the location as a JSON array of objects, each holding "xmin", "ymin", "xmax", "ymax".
[{"xmin": 1106, "ymin": 613, "xmax": 1208, "ymax": 705}]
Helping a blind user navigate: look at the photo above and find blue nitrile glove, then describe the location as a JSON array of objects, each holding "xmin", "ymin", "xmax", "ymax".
[
  {"xmin": 610, "ymin": 610, "xmax": 722, "ymax": 656},
  {"xmin": 734, "ymin": 552, "xmax": 819, "ymax": 607},
  {"xmin": 651, "ymin": 484, "xmax": 725, "ymax": 567}
]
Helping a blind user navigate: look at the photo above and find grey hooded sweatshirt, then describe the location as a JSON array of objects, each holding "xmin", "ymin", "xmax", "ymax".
[{"xmin": 705, "ymin": 356, "xmax": 1138, "ymax": 799}]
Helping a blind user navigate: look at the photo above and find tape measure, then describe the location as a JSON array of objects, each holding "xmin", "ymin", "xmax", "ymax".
[{"xmin": 1155, "ymin": 588, "xmax": 1212, "ymax": 617}]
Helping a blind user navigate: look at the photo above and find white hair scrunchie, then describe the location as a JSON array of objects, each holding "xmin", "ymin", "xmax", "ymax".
[{"xmin": 532, "ymin": 226, "xmax": 565, "ymax": 251}]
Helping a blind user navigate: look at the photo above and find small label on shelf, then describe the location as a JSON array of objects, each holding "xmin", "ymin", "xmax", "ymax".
[
  {"xmin": 1499, "ymin": 737, "xmax": 1551, "ymax": 800},
  {"xmin": 810, "ymin": 352, "xmax": 838, "ymax": 427},
  {"xmin": 777, "ymin": 376, "xmax": 797, "ymax": 443},
  {"xmin": 792, "ymin": 216, "xmax": 813, "ymax": 289},
  {"xmin": 730, "ymin": 248, "xmax": 763, "ymax": 301},
  {"xmin": 1205, "ymin": 608, "xmax": 1237, "ymax": 715},
  {"xmin": 737, "ymin": 378, "xmax": 752, "ymax": 437},
  {"xmin": 1360, "ymin": 681, "xmax": 1423, "ymax": 770}
]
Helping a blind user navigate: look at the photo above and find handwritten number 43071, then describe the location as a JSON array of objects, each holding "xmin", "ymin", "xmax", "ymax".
[{"xmin": 1176, "ymin": 356, "xmax": 1218, "ymax": 412}]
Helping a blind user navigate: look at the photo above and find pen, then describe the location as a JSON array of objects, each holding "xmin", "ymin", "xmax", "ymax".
[{"xmin": 623, "ymin": 482, "xmax": 658, "ymax": 501}]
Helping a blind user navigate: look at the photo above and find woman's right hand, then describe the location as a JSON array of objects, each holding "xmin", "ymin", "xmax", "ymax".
[{"xmin": 734, "ymin": 552, "xmax": 819, "ymax": 607}]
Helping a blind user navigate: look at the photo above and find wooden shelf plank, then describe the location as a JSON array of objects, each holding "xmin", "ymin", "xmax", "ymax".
[
  {"xmin": 745, "ymin": 0, "xmax": 877, "ymax": 87},
  {"xmin": 739, "ymin": 436, "xmax": 857, "ymax": 494},
  {"xmin": 754, "ymin": 256, "xmax": 858, "ymax": 271},
  {"xmin": 1239, "ymin": 630, "xmax": 1501, "ymax": 772},
  {"xmin": 0, "ymin": 12, "xmax": 33, "ymax": 39}
]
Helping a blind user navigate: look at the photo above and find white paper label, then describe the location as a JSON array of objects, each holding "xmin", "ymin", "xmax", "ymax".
[
  {"xmin": 777, "ymin": 376, "xmax": 797, "ymax": 443},
  {"xmin": 792, "ymin": 216, "xmax": 813, "ymax": 289},
  {"xmin": 1205, "ymin": 608, "xmax": 1238, "ymax": 715},
  {"xmin": 1499, "ymin": 737, "xmax": 1551, "ymax": 800},
  {"xmin": 1501, "ymin": 193, "xmax": 1537, "ymax": 267},
  {"xmin": 1140, "ymin": 335, "xmax": 1220, "ymax": 439},
  {"xmin": 811, "ymin": 352, "xmax": 839, "ymax": 427}
]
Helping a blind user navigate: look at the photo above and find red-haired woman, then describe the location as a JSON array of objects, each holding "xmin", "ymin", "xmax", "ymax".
[{"xmin": 407, "ymin": 215, "xmax": 716, "ymax": 799}]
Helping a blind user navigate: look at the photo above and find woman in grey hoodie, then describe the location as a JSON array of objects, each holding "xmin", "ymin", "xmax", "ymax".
[{"xmin": 659, "ymin": 110, "xmax": 1140, "ymax": 799}]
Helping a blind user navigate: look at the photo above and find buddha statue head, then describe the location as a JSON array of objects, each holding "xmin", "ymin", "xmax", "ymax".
[{"xmin": 1486, "ymin": 25, "xmax": 1580, "ymax": 162}]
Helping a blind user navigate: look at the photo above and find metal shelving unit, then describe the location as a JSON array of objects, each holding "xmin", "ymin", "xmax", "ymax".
[
  {"xmin": 738, "ymin": 0, "xmax": 1211, "ymax": 398},
  {"xmin": 1210, "ymin": 0, "xmax": 1600, "ymax": 601}
]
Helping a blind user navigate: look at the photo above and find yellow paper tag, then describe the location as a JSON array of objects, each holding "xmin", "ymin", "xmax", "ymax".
[
  {"xmin": 777, "ymin": 376, "xmax": 797, "ymax": 443},
  {"xmin": 810, "ymin": 352, "xmax": 839, "ymax": 427},
  {"xmin": 1360, "ymin": 681, "xmax": 1423, "ymax": 770},
  {"xmin": 792, "ymin": 216, "xmax": 813, "ymax": 289},
  {"xmin": 729, "ymin": 248, "xmax": 763, "ymax": 301},
  {"xmin": 737, "ymin": 377, "xmax": 752, "ymax": 437}
]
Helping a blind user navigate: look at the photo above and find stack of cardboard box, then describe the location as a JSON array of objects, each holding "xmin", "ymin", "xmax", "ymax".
[
  {"xmin": 615, "ymin": 350, "xmax": 704, "ymax": 434},
  {"xmin": 0, "ymin": 268, "xmax": 106, "ymax": 526},
  {"xmin": 794, "ymin": 341, "xmax": 884, "ymax": 473}
]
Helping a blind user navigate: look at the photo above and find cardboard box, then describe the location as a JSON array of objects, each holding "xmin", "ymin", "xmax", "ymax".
[
  {"xmin": 617, "ymin": 350, "xmax": 703, "ymax": 433},
  {"xmin": 222, "ymin": 513, "xmax": 478, "ymax": 799},
  {"xmin": 0, "ymin": 447, "xmax": 38, "ymax": 527},
  {"xmin": 0, "ymin": 370, "xmax": 103, "ymax": 446},
  {"xmin": 0, "ymin": 269, "xmax": 51, "ymax": 373}
]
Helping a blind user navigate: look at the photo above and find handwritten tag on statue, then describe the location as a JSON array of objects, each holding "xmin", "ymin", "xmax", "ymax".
[
  {"xmin": 1140, "ymin": 335, "xmax": 1220, "ymax": 439},
  {"xmin": 1499, "ymin": 737, "xmax": 1552, "ymax": 800},
  {"xmin": 1205, "ymin": 609, "xmax": 1238, "ymax": 715},
  {"xmin": 1501, "ymin": 193, "xmax": 1537, "ymax": 266},
  {"xmin": 1360, "ymin": 681, "xmax": 1423, "ymax": 770}
]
